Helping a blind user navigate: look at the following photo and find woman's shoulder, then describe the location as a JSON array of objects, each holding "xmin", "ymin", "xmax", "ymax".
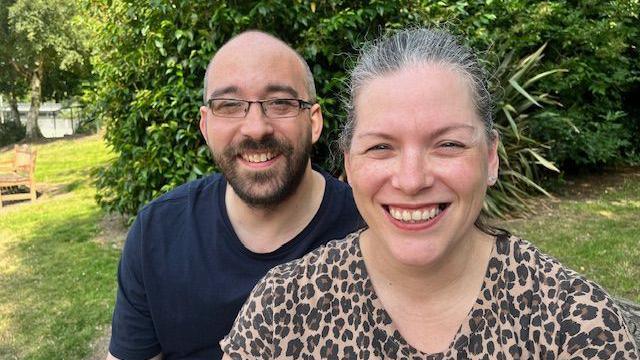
[
  {"xmin": 497, "ymin": 233, "xmax": 606, "ymax": 295},
  {"xmin": 497, "ymin": 232, "xmax": 639, "ymax": 356},
  {"xmin": 497, "ymin": 232, "xmax": 631, "ymax": 329}
]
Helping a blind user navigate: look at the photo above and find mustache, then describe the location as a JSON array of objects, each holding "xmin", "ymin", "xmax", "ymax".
[{"xmin": 225, "ymin": 136, "xmax": 292, "ymax": 156}]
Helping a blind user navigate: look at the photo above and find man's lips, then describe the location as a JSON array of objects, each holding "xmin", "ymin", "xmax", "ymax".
[{"xmin": 239, "ymin": 151, "xmax": 276, "ymax": 163}]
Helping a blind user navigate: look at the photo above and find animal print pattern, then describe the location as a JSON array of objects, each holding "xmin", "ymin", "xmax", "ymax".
[{"xmin": 221, "ymin": 231, "xmax": 639, "ymax": 359}]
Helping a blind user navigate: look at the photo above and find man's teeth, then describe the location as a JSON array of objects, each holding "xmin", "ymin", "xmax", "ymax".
[
  {"xmin": 242, "ymin": 152, "xmax": 274, "ymax": 163},
  {"xmin": 389, "ymin": 206, "xmax": 442, "ymax": 222}
]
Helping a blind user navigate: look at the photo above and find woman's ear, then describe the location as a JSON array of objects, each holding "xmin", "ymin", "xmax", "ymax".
[
  {"xmin": 487, "ymin": 129, "xmax": 500, "ymax": 185},
  {"xmin": 344, "ymin": 151, "xmax": 352, "ymax": 185}
]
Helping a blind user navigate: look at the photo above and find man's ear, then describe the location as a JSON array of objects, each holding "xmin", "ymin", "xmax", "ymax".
[
  {"xmin": 309, "ymin": 103, "xmax": 323, "ymax": 144},
  {"xmin": 199, "ymin": 106, "xmax": 209, "ymax": 145}
]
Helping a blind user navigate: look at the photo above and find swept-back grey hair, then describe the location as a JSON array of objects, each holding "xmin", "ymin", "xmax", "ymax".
[
  {"xmin": 202, "ymin": 31, "xmax": 316, "ymax": 104},
  {"xmin": 339, "ymin": 27, "xmax": 494, "ymax": 151}
]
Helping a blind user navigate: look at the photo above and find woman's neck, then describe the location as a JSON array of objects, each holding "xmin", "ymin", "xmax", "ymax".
[{"xmin": 359, "ymin": 228, "xmax": 494, "ymax": 353}]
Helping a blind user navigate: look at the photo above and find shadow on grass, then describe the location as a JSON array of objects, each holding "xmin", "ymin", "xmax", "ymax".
[
  {"xmin": 0, "ymin": 133, "xmax": 100, "ymax": 154},
  {"xmin": 0, "ymin": 201, "xmax": 120, "ymax": 359}
]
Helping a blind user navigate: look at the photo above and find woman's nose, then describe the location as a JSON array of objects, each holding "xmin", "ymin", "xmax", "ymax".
[{"xmin": 390, "ymin": 150, "xmax": 434, "ymax": 195}]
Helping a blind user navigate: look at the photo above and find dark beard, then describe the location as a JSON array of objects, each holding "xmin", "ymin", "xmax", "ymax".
[{"xmin": 214, "ymin": 132, "xmax": 312, "ymax": 208}]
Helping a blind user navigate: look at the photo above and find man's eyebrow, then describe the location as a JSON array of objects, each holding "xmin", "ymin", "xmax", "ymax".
[
  {"xmin": 209, "ymin": 86, "xmax": 240, "ymax": 99},
  {"xmin": 264, "ymin": 84, "xmax": 299, "ymax": 98}
]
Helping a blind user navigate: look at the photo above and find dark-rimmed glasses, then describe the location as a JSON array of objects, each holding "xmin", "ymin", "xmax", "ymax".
[{"xmin": 207, "ymin": 98, "xmax": 313, "ymax": 119}]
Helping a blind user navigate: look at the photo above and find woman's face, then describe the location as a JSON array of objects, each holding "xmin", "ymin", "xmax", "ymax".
[{"xmin": 345, "ymin": 63, "xmax": 499, "ymax": 268}]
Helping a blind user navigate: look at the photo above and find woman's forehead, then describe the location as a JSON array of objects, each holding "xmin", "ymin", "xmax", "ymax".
[{"xmin": 353, "ymin": 64, "xmax": 480, "ymax": 132}]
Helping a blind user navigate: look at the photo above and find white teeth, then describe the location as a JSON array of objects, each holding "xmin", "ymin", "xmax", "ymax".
[
  {"xmin": 389, "ymin": 206, "xmax": 442, "ymax": 223},
  {"xmin": 242, "ymin": 152, "xmax": 274, "ymax": 163}
]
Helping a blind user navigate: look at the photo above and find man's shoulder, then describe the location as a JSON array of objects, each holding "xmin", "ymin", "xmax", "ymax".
[
  {"xmin": 138, "ymin": 173, "xmax": 223, "ymax": 216},
  {"xmin": 314, "ymin": 165, "xmax": 360, "ymax": 217},
  {"xmin": 316, "ymin": 166, "xmax": 350, "ymax": 193},
  {"xmin": 267, "ymin": 230, "xmax": 363, "ymax": 286}
]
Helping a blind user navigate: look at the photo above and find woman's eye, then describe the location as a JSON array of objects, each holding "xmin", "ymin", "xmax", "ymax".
[
  {"xmin": 367, "ymin": 144, "xmax": 391, "ymax": 152},
  {"xmin": 440, "ymin": 141, "xmax": 464, "ymax": 148}
]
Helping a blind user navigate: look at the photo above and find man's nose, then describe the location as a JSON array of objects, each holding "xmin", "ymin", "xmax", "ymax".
[{"xmin": 239, "ymin": 103, "xmax": 274, "ymax": 140}]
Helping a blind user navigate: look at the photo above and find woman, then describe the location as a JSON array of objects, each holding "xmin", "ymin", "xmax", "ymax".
[{"xmin": 221, "ymin": 28, "xmax": 638, "ymax": 359}]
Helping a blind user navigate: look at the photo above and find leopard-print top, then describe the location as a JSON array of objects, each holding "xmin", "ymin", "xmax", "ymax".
[{"xmin": 221, "ymin": 231, "xmax": 639, "ymax": 359}]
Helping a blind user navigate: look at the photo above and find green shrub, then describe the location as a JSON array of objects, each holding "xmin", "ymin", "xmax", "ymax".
[
  {"xmin": 459, "ymin": 0, "xmax": 640, "ymax": 169},
  {"xmin": 0, "ymin": 120, "xmax": 26, "ymax": 147},
  {"xmin": 89, "ymin": 1, "xmax": 639, "ymax": 216}
]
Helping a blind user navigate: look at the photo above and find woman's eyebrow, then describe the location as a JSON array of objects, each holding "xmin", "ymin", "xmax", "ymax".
[{"xmin": 357, "ymin": 124, "xmax": 477, "ymax": 140}]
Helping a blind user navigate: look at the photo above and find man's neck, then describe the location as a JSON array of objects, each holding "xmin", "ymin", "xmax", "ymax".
[{"xmin": 225, "ymin": 164, "xmax": 326, "ymax": 253}]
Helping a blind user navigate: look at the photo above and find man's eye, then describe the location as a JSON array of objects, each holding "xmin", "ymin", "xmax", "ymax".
[
  {"xmin": 217, "ymin": 101, "xmax": 243, "ymax": 109},
  {"xmin": 268, "ymin": 99, "xmax": 296, "ymax": 109}
]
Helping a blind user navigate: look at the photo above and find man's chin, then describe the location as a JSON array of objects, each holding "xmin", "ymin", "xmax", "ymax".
[
  {"xmin": 227, "ymin": 173, "xmax": 288, "ymax": 204},
  {"xmin": 234, "ymin": 186, "xmax": 291, "ymax": 209}
]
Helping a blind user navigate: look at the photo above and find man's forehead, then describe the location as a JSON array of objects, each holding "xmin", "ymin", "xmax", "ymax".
[
  {"xmin": 209, "ymin": 83, "xmax": 300, "ymax": 99},
  {"xmin": 206, "ymin": 45, "xmax": 306, "ymax": 99}
]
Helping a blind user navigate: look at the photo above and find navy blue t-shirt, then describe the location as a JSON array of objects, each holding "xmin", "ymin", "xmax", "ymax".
[{"xmin": 109, "ymin": 168, "xmax": 363, "ymax": 359}]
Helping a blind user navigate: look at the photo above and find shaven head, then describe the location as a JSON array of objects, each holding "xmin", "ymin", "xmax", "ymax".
[{"xmin": 203, "ymin": 30, "xmax": 316, "ymax": 104}]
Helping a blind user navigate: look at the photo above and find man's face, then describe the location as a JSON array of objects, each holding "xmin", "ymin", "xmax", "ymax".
[{"xmin": 199, "ymin": 36, "xmax": 322, "ymax": 208}]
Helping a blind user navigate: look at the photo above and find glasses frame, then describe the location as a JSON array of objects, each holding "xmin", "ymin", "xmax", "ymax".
[{"xmin": 206, "ymin": 98, "xmax": 314, "ymax": 119}]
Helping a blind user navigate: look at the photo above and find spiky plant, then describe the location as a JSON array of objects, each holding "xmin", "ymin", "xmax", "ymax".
[{"xmin": 485, "ymin": 44, "xmax": 568, "ymax": 218}]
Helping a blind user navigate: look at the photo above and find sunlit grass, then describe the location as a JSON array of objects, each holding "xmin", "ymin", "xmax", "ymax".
[
  {"xmin": 0, "ymin": 134, "xmax": 120, "ymax": 359},
  {"xmin": 499, "ymin": 176, "xmax": 640, "ymax": 302}
]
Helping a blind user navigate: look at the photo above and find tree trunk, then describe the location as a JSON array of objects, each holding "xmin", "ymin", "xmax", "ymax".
[
  {"xmin": 26, "ymin": 59, "xmax": 44, "ymax": 141},
  {"xmin": 9, "ymin": 91, "xmax": 20, "ymax": 123}
]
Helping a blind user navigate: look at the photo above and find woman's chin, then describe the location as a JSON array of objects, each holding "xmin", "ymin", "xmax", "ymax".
[{"xmin": 387, "ymin": 241, "xmax": 443, "ymax": 269}]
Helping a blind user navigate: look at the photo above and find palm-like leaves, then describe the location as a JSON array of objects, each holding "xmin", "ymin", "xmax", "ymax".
[{"xmin": 486, "ymin": 44, "xmax": 568, "ymax": 218}]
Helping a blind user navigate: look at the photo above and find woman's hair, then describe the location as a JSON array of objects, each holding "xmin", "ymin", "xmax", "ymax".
[
  {"xmin": 340, "ymin": 27, "xmax": 504, "ymax": 236},
  {"xmin": 339, "ymin": 27, "xmax": 494, "ymax": 152}
]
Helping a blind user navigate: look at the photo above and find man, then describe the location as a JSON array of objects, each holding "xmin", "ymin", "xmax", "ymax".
[{"xmin": 107, "ymin": 31, "xmax": 363, "ymax": 359}]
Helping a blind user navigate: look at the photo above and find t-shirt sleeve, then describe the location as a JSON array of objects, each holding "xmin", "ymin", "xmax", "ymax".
[
  {"xmin": 220, "ymin": 273, "xmax": 275, "ymax": 359},
  {"xmin": 109, "ymin": 215, "xmax": 162, "ymax": 360},
  {"xmin": 557, "ymin": 277, "xmax": 639, "ymax": 359}
]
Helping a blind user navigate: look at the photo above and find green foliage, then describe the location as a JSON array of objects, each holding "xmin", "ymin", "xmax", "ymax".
[
  {"xmin": 0, "ymin": 0, "xmax": 92, "ymax": 130},
  {"xmin": 6, "ymin": 0, "xmax": 90, "ymax": 79},
  {"xmin": 89, "ymin": 0, "xmax": 639, "ymax": 216},
  {"xmin": 456, "ymin": 0, "xmax": 640, "ymax": 169},
  {"xmin": 486, "ymin": 44, "xmax": 564, "ymax": 218},
  {"xmin": 0, "ymin": 120, "xmax": 26, "ymax": 147}
]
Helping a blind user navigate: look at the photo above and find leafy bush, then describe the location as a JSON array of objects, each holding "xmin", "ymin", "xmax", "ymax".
[
  {"xmin": 486, "ymin": 44, "xmax": 564, "ymax": 217},
  {"xmin": 456, "ymin": 0, "xmax": 640, "ymax": 169},
  {"xmin": 0, "ymin": 120, "xmax": 26, "ymax": 147},
  {"xmin": 89, "ymin": 1, "xmax": 639, "ymax": 216}
]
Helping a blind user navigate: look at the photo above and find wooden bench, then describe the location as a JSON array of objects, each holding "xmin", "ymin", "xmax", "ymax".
[{"xmin": 0, "ymin": 144, "xmax": 38, "ymax": 208}]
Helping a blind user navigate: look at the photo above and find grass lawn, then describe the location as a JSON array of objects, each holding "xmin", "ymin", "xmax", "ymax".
[
  {"xmin": 498, "ymin": 169, "xmax": 640, "ymax": 303},
  {"xmin": 0, "ymin": 135, "xmax": 121, "ymax": 359},
  {"xmin": 0, "ymin": 135, "xmax": 638, "ymax": 358}
]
